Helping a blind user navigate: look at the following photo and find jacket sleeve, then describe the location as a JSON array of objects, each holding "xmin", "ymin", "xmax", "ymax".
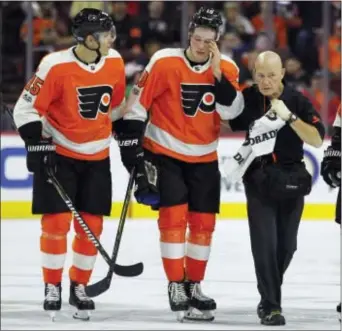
[{"xmin": 296, "ymin": 92, "xmax": 325, "ymax": 141}]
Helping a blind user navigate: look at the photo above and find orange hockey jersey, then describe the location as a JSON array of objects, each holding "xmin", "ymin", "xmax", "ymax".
[
  {"xmin": 124, "ymin": 48, "xmax": 243, "ymax": 163},
  {"xmin": 13, "ymin": 47, "xmax": 126, "ymax": 160}
]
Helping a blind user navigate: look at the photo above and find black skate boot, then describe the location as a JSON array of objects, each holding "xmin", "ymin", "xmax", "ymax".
[
  {"xmin": 337, "ymin": 302, "xmax": 341, "ymax": 322},
  {"xmin": 185, "ymin": 281, "xmax": 216, "ymax": 321},
  {"xmin": 260, "ymin": 309, "xmax": 286, "ymax": 326},
  {"xmin": 168, "ymin": 281, "xmax": 190, "ymax": 322},
  {"xmin": 69, "ymin": 281, "xmax": 95, "ymax": 321},
  {"xmin": 43, "ymin": 283, "xmax": 62, "ymax": 321}
]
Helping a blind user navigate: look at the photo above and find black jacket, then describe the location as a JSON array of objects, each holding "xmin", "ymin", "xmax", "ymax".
[{"xmin": 229, "ymin": 84, "xmax": 325, "ymax": 165}]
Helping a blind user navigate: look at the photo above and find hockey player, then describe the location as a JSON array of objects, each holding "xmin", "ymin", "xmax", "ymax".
[
  {"xmin": 320, "ymin": 104, "xmax": 341, "ymax": 322},
  {"xmin": 13, "ymin": 8, "xmax": 125, "ymax": 321},
  {"xmin": 114, "ymin": 7, "xmax": 243, "ymax": 322}
]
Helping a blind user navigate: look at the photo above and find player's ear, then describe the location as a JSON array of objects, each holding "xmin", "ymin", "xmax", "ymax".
[
  {"xmin": 85, "ymin": 34, "xmax": 95, "ymax": 46},
  {"xmin": 280, "ymin": 67, "xmax": 285, "ymax": 80}
]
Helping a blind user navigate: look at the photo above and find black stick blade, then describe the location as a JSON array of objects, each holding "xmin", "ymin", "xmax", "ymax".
[
  {"xmin": 85, "ymin": 277, "xmax": 112, "ymax": 298},
  {"xmin": 114, "ymin": 262, "xmax": 144, "ymax": 277}
]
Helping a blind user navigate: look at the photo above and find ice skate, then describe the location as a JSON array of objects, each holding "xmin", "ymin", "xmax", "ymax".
[
  {"xmin": 69, "ymin": 282, "xmax": 95, "ymax": 321},
  {"xmin": 184, "ymin": 281, "xmax": 216, "ymax": 322},
  {"xmin": 168, "ymin": 281, "xmax": 190, "ymax": 322},
  {"xmin": 43, "ymin": 283, "xmax": 62, "ymax": 321}
]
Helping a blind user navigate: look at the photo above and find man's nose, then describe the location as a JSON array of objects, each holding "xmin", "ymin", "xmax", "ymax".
[
  {"xmin": 262, "ymin": 77, "xmax": 272, "ymax": 85},
  {"xmin": 198, "ymin": 41, "xmax": 206, "ymax": 49}
]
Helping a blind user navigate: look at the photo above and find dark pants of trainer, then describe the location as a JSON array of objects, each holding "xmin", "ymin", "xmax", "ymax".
[{"xmin": 244, "ymin": 178, "xmax": 304, "ymax": 312}]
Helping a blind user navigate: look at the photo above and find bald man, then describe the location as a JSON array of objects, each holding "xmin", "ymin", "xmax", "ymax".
[{"xmin": 228, "ymin": 51, "xmax": 325, "ymax": 325}]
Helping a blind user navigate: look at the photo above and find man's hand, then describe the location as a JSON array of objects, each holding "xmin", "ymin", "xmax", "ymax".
[
  {"xmin": 209, "ymin": 41, "xmax": 222, "ymax": 80},
  {"xmin": 270, "ymin": 99, "xmax": 292, "ymax": 121}
]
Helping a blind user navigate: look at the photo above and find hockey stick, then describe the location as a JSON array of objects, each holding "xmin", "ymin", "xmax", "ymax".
[
  {"xmin": 85, "ymin": 166, "xmax": 139, "ymax": 297},
  {"xmin": 4, "ymin": 105, "xmax": 143, "ymax": 278}
]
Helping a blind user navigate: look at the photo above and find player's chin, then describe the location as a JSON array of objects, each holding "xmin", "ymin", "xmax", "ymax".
[
  {"xmin": 101, "ymin": 49, "xmax": 110, "ymax": 56},
  {"xmin": 195, "ymin": 52, "xmax": 208, "ymax": 62}
]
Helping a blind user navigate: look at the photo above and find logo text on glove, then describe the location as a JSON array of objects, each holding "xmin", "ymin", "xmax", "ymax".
[{"xmin": 118, "ymin": 139, "xmax": 139, "ymax": 147}]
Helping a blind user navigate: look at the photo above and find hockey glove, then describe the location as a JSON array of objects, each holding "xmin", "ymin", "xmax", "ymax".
[
  {"xmin": 117, "ymin": 133, "xmax": 144, "ymax": 172},
  {"xmin": 134, "ymin": 160, "xmax": 160, "ymax": 206},
  {"xmin": 25, "ymin": 137, "xmax": 56, "ymax": 174},
  {"xmin": 114, "ymin": 119, "xmax": 146, "ymax": 172},
  {"xmin": 321, "ymin": 146, "xmax": 341, "ymax": 188}
]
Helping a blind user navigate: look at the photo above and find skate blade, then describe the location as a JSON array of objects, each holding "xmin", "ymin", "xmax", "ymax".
[
  {"xmin": 184, "ymin": 307, "xmax": 215, "ymax": 322},
  {"xmin": 48, "ymin": 311, "xmax": 57, "ymax": 322},
  {"xmin": 176, "ymin": 311, "xmax": 185, "ymax": 323},
  {"xmin": 72, "ymin": 309, "xmax": 91, "ymax": 321}
]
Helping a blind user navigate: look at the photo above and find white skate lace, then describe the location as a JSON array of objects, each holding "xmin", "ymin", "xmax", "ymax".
[
  {"xmin": 189, "ymin": 283, "xmax": 211, "ymax": 301},
  {"xmin": 46, "ymin": 284, "xmax": 60, "ymax": 302},
  {"xmin": 169, "ymin": 282, "xmax": 188, "ymax": 303},
  {"xmin": 75, "ymin": 284, "xmax": 91, "ymax": 302}
]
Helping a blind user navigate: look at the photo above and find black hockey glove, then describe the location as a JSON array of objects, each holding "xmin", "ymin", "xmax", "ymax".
[
  {"xmin": 113, "ymin": 119, "xmax": 146, "ymax": 172},
  {"xmin": 117, "ymin": 133, "xmax": 144, "ymax": 172},
  {"xmin": 25, "ymin": 137, "xmax": 56, "ymax": 174},
  {"xmin": 321, "ymin": 146, "xmax": 341, "ymax": 188},
  {"xmin": 134, "ymin": 160, "xmax": 160, "ymax": 207}
]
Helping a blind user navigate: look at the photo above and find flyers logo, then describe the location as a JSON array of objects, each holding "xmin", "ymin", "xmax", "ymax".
[
  {"xmin": 181, "ymin": 83, "xmax": 215, "ymax": 117},
  {"xmin": 77, "ymin": 85, "xmax": 113, "ymax": 120},
  {"xmin": 265, "ymin": 110, "xmax": 277, "ymax": 121}
]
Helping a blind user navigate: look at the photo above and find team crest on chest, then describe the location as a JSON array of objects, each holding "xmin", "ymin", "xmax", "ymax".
[
  {"xmin": 77, "ymin": 85, "xmax": 113, "ymax": 120},
  {"xmin": 180, "ymin": 83, "xmax": 215, "ymax": 117}
]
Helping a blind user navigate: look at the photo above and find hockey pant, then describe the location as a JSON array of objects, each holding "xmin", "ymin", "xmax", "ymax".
[
  {"xmin": 158, "ymin": 204, "xmax": 215, "ymax": 282},
  {"xmin": 40, "ymin": 212, "xmax": 103, "ymax": 285}
]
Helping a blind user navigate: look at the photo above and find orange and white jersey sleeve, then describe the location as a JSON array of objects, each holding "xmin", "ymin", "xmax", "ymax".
[
  {"xmin": 333, "ymin": 103, "xmax": 341, "ymax": 128},
  {"xmin": 110, "ymin": 56, "xmax": 126, "ymax": 121},
  {"xmin": 13, "ymin": 55, "xmax": 61, "ymax": 129},
  {"xmin": 215, "ymin": 54, "xmax": 244, "ymax": 120},
  {"xmin": 123, "ymin": 49, "xmax": 169, "ymax": 122}
]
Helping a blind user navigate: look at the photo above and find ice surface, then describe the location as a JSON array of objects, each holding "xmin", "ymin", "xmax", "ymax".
[{"xmin": 1, "ymin": 219, "xmax": 340, "ymax": 330}]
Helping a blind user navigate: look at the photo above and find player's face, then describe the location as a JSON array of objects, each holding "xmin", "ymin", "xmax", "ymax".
[
  {"xmin": 189, "ymin": 27, "xmax": 217, "ymax": 62},
  {"xmin": 97, "ymin": 27, "xmax": 116, "ymax": 55}
]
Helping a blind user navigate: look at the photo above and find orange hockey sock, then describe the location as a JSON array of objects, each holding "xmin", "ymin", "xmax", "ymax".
[
  {"xmin": 69, "ymin": 213, "xmax": 103, "ymax": 284},
  {"xmin": 41, "ymin": 213, "xmax": 72, "ymax": 284},
  {"xmin": 158, "ymin": 204, "xmax": 188, "ymax": 281},
  {"xmin": 185, "ymin": 212, "xmax": 215, "ymax": 282}
]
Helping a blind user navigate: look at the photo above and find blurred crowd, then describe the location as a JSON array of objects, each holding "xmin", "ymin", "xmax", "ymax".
[{"xmin": 1, "ymin": 1, "xmax": 341, "ymax": 133}]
